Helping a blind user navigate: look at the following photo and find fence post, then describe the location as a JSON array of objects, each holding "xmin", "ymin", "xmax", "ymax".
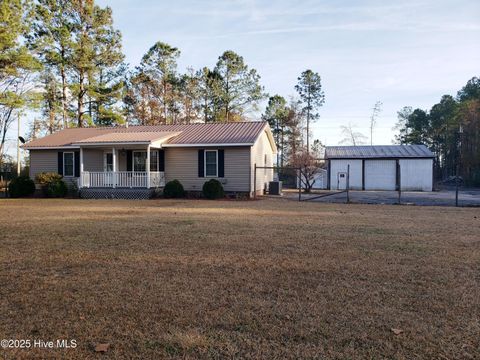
[
  {"xmin": 298, "ymin": 168, "xmax": 301, "ymax": 201},
  {"xmin": 398, "ymin": 163, "xmax": 402, "ymax": 205},
  {"xmin": 455, "ymin": 173, "xmax": 459, "ymax": 207},
  {"xmin": 346, "ymin": 164, "xmax": 350, "ymax": 203},
  {"xmin": 253, "ymin": 163, "xmax": 257, "ymax": 199}
]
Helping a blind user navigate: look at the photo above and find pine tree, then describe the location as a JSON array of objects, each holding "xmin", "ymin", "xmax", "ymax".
[
  {"xmin": 30, "ymin": 0, "xmax": 74, "ymax": 128},
  {"xmin": 295, "ymin": 70, "xmax": 325, "ymax": 152},
  {"xmin": 214, "ymin": 51, "xmax": 265, "ymax": 122},
  {"xmin": 0, "ymin": 0, "xmax": 40, "ymax": 166},
  {"xmin": 262, "ymin": 95, "xmax": 289, "ymax": 166}
]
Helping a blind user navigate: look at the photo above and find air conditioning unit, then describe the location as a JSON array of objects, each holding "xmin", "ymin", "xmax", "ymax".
[{"xmin": 269, "ymin": 181, "xmax": 282, "ymax": 195}]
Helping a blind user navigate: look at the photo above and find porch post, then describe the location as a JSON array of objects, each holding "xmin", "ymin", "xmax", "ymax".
[
  {"xmin": 112, "ymin": 147, "xmax": 117, "ymax": 188},
  {"xmin": 146, "ymin": 145, "xmax": 151, "ymax": 188},
  {"xmin": 79, "ymin": 147, "xmax": 84, "ymax": 188}
]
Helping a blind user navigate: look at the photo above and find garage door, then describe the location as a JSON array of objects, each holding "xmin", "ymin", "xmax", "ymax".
[{"xmin": 364, "ymin": 160, "xmax": 396, "ymax": 190}]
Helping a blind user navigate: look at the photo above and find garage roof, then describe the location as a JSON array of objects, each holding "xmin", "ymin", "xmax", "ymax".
[{"xmin": 325, "ymin": 145, "xmax": 434, "ymax": 159}]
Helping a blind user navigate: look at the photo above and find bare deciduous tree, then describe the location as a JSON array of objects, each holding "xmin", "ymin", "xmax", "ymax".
[
  {"xmin": 340, "ymin": 123, "xmax": 368, "ymax": 146},
  {"xmin": 370, "ymin": 101, "xmax": 382, "ymax": 145}
]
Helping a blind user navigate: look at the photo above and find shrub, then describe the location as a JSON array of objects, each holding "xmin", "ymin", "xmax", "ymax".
[
  {"xmin": 34, "ymin": 172, "xmax": 68, "ymax": 197},
  {"xmin": 202, "ymin": 179, "xmax": 224, "ymax": 200},
  {"xmin": 8, "ymin": 176, "xmax": 35, "ymax": 198},
  {"xmin": 163, "ymin": 179, "xmax": 185, "ymax": 198},
  {"xmin": 35, "ymin": 172, "xmax": 63, "ymax": 186},
  {"xmin": 46, "ymin": 179, "xmax": 68, "ymax": 198}
]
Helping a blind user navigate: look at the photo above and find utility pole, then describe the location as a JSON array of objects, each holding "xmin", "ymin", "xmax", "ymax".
[
  {"xmin": 455, "ymin": 124, "xmax": 463, "ymax": 207},
  {"xmin": 17, "ymin": 113, "xmax": 21, "ymax": 176}
]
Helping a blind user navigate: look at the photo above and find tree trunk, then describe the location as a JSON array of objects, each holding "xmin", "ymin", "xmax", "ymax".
[
  {"xmin": 0, "ymin": 108, "xmax": 13, "ymax": 169},
  {"xmin": 306, "ymin": 90, "xmax": 311, "ymax": 153},
  {"xmin": 61, "ymin": 63, "xmax": 68, "ymax": 129},
  {"xmin": 77, "ymin": 71, "xmax": 84, "ymax": 127},
  {"xmin": 225, "ymin": 70, "xmax": 229, "ymax": 122},
  {"xmin": 281, "ymin": 125, "xmax": 285, "ymax": 168},
  {"xmin": 204, "ymin": 96, "xmax": 208, "ymax": 123},
  {"xmin": 163, "ymin": 80, "xmax": 168, "ymax": 124}
]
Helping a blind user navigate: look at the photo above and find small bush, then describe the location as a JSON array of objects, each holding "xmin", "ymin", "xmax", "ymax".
[
  {"xmin": 46, "ymin": 179, "xmax": 68, "ymax": 198},
  {"xmin": 8, "ymin": 176, "xmax": 35, "ymax": 198},
  {"xmin": 35, "ymin": 172, "xmax": 67, "ymax": 197},
  {"xmin": 163, "ymin": 179, "xmax": 185, "ymax": 198},
  {"xmin": 35, "ymin": 172, "xmax": 63, "ymax": 186},
  {"xmin": 202, "ymin": 179, "xmax": 224, "ymax": 200}
]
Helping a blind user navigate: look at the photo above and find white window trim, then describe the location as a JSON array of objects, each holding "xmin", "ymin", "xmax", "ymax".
[
  {"xmin": 63, "ymin": 151, "xmax": 75, "ymax": 177},
  {"xmin": 132, "ymin": 150, "xmax": 159, "ymax": 172},
  {"xmin": 204, "ymin": 149, "xmax": 218, "ymax": 178}
]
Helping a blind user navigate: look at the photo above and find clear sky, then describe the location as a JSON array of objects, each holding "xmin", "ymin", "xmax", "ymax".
[{"xmin": 8, "ymin": 0, "xmax": 480, "ymax": 156}]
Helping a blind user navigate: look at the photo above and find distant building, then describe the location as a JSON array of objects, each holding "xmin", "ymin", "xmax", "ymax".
[{"xmin": 325, "ymin": 145, "xmax": 434, "ymax": 191}]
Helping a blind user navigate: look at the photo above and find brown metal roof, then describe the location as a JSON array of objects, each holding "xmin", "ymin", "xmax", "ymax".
[
  {"xmin": 22, "ymin": 128, "xmax": 107, "ymax": 148},
  {"xmin": 74, "ymin": 131, "xmax": 181, "ymax": 144},
  {"xmin": 162, "ymin": 122, "xmax": 267, "ymax": 145},
  {"xmin": 23, "ymin": 122, "xmax": 268, "ymax": 149}
]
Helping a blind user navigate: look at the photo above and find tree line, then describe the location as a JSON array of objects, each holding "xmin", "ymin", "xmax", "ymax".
[
  {"xmin": 394, "ymin": 77, "xmax": 480, "ymax": 185},
  {"xmin": 4, "ymin": 1, "xmax": 477, "ymax": 188},
  {"xmin": 0, "ymin": 0, "xmax": 326, "ymax": 182}
]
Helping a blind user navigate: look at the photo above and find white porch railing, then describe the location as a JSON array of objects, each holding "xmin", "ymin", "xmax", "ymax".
[{"xmin": 80, "ymin": 171, "xmax": 165, "ymax": 188}]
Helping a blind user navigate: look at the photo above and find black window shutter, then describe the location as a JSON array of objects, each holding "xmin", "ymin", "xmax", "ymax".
[
  {"xmin": 74, "ymin": 151, "xmax": 80, "ymax": 177},
  {"xmin": 218, "ymin": 149, "xmax": 224, "ymax": 178},
  {"xmin": 126, "ymin": 150, "xmax": 132, "ymax": 171},
  {"xmin": 57, "ymin": 151, "xmax": 63, "ymax": 175},
  {"xmin": 198, "ymin": 149, "xmax": 204, "ymax": 177},
  {"xmin": 159, "ymin": 150, "xmax": 165, "ymax": 172}
]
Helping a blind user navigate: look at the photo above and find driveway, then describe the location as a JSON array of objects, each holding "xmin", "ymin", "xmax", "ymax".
[{"xmin": 280, "ymin": 189, "xmax": 480, "ymax": 207}]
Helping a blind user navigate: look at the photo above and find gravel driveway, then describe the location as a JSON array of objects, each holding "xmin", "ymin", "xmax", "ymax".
[{"xmin": 282, "ymin": 189, "xmax": 480, "ymax": 207}]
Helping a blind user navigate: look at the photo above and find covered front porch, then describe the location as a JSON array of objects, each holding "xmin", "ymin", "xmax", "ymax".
[
  {"xmin": 74, "ymin": 135, "xmax": 175, "ymax": 189},
  {"xmin": 78, "ymin": 145, "xmax": 165, "ymax": 189}
]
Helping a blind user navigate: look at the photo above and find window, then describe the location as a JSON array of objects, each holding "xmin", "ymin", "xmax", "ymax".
[
  {"xmin": 150, "ymin": 150, "xmax": 159, "ymax": 172},
  {"xmin": 205, "ymin": 150, "xmax": 218, "ymax": 177},
  {"xmin": 133, "ymin": 150, "xmax": 159, "ymax": 172},
  {"xmin": 105, "ymin": 153, "xmax": 113, "ymax": 172},
  {"xmin": 63, "ymin": 152, "xmax": 74, "ymax": 177}
]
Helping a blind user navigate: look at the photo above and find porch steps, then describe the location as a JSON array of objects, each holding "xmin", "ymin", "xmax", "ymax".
[{"xmin": 79, "ymin": 188, "xmax": 157, "ymax": 200}]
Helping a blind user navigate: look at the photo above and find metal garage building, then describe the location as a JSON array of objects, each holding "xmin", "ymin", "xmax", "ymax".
[{"xmin": 325, "ymin": 145, "xmax": 434, "ymax": 191}]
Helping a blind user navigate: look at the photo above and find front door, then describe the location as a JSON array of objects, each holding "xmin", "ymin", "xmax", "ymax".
[{"xmin": 337, "ymin": 172, "xmax": 347, "ymax": 190}]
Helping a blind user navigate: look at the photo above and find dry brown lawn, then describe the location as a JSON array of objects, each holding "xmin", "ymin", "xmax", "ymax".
[{"xmin": 0, "ymin": 198, "xmax": 479, "ymax": 359}]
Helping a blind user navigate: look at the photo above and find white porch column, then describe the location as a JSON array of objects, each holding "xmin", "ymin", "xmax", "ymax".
[
  {"xmin": 79, "ymin": 147, "xmax": 84, "ymax": 188},
  {"xmin": 146, "ymin": 145, "xmax": 151, "ymax": 188},
  {"xmin": 112, "ymin": 147, "xmax": 117, "ymax": 188}
]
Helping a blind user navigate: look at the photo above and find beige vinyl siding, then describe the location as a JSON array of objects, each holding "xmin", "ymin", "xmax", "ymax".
[
  {"xmin": 29, "ymin": 149, "xmax": 78, "ymax": 186},
  {"xmin": 117, "ymin": 151, "xmax": 127, "ymax": 171},
  {"xmin": 250, "ymin": 130, "xmax": 274, "ymax": 194},
  {"xmin": 165, "ymin": 147, "xmax": 251, "ymax": 192},
  {"xmin": 83, "ymin": 149, "xmax": 103, "ymax": 172},
  {"xmin": 29, "ymin": 150, "xmax": 58, "ymax": 180}
]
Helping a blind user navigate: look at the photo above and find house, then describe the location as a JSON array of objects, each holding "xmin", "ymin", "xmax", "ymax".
[
  {"xmin": 325, "ymin": 145, "xmax": 434, "ymax": 191},
  {"xmin": 23, "ymin": 121, "xmax": 276, "ymax": 199}
]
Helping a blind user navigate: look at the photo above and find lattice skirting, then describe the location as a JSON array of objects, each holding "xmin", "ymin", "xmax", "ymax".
[{"xmin": 80, "ymin": 188, "xmax": 156, "ymax": 200}]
